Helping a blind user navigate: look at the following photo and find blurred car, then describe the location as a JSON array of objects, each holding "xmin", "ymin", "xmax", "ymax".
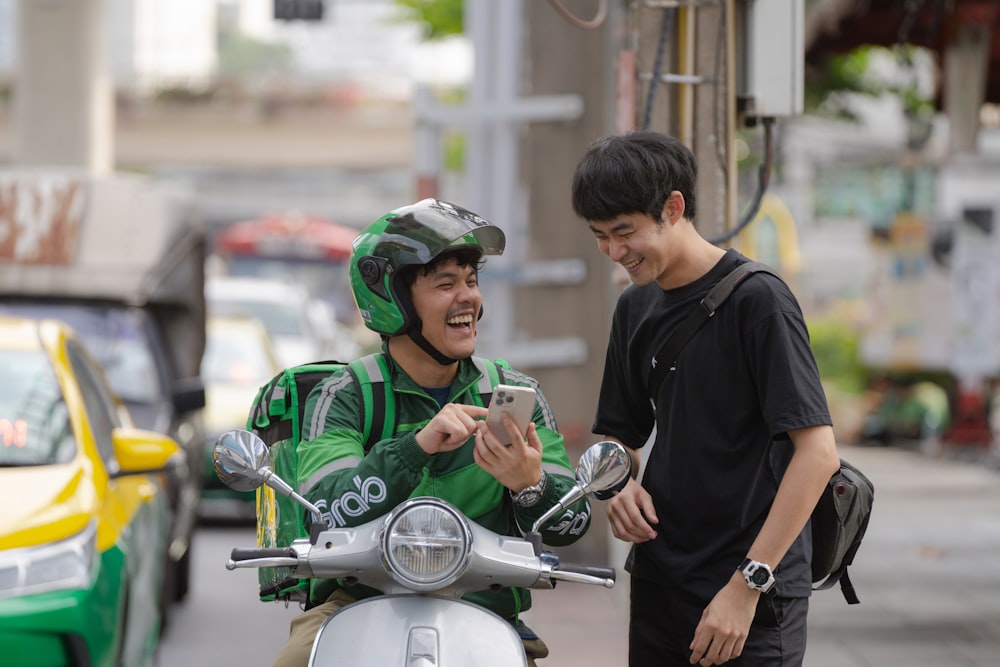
[
  {"xmin": 0, "ymin": 316, "xmax": 181, "ymax": 667},
  {"xmin": 0, "ymin": 301, "xmax": 205, "ymax": 610},
  {"xmin": 206, "ymin": 276, "xmax": 359, "ymax": 367},
  {"xmin": 199, "ymin": 315, "xmax": 282, "ymax": 520}
]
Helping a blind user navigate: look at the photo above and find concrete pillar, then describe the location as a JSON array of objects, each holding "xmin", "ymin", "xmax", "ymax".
[
  {"xmin": 944, "ymin": 19, "xmax": 990, "ymax": 155},
  {"xmin": 14, "ymin": 0, "xmax": 113, "ymax": 172},
  {"xmin": 521, "ymin": 0, "xmax": 618, "ymax": 563}
]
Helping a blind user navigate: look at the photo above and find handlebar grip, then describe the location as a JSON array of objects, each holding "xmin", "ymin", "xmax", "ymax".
[
  {"xmin": 554, "ymin": 563, "xmax": 617, "ymax": 582},
  {"xmin": 230, "ymin": 547, "xmax": 297, "ymax": 562}
]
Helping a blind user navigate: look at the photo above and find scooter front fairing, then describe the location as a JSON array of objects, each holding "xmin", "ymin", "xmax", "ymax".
[{"xmin": 309, "ymin": 595, "xmax": 527, "ymax": 667}]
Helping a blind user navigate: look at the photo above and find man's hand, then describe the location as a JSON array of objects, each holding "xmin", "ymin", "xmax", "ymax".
[
  {"xmin": 687, "ymin": 574, "xmax": 758, "ymax": 665},
  {"xmin": 415, "ymin": 404, "xmax": 488, "ymax": 455},
  {"xmin": 606, "ymin": 478, "xmax": 658, "ymax": 543},
  {"xmin": 473, "ymin": 414, "xmax": 543, "ymax": 491}
]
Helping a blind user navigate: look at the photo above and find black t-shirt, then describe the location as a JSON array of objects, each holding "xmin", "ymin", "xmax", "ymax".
[{"xmin": 594, "ymin": 249, "xmax": 831, "ymax": 599}]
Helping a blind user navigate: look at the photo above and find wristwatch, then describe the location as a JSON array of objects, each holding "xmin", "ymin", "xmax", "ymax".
[
  {"xmin": 737, "ymin": 558, "xmax": 776, "ymax": 593},
  {"xmin": 510, "ymin": 473, "xmax": 548, "ymax": 508}
]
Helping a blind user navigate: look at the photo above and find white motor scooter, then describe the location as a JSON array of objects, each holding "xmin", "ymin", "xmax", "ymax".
[{"xmin": 213, "ymin": 430, "xmax": 630, "ymax": 667}]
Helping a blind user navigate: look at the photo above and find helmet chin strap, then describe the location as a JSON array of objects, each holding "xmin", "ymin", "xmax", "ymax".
[{"xmin": 407, "ymin": 317, "xmax": 459, "ymax": 366}]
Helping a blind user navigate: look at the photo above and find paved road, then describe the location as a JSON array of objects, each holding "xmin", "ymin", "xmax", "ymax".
[
  {"xmin": 803, "ymin": 443, "xmax": 1000, "ymax": 667},
  {"xmin": 157, "ymin": 522, "xmax": 296, "ymax": 666},
  {"xmin": 159, "ymin": 442, "xmax": 1000, "ymax": 666}
]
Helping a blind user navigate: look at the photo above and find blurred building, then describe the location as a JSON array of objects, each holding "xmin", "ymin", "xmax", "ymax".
[
  {"xmin": 109, "ymin": 0, "xmax": 218, "ymax": 95},
  {"xmin": 0, "ymin": 0, "xmax": 468, "ymax": 100},
  {"xmin": 0, "ymin": 0, "xmax": 217, "ymax": 95}
]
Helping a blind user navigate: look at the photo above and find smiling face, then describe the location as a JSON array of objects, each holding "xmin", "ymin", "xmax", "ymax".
[
  {"xmin": 589, "ymin": 212, "xmax": 670, "ymax": 287},
  {"xmin": 588, "ymin": 190, "xmax": 689, "ymax": 288},
  {"xmin": 408, "ymin": 256, "xmax": 482, "ymax": 361}
]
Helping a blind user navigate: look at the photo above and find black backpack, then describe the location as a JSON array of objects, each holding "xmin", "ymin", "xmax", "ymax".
[{"xmin": 647, "ymin": 260, "xmax": 874, "ymax": 604}]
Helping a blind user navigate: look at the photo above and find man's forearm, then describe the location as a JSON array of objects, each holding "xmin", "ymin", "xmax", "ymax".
[{"xmin": 743, "ymin": 425, "xmax": 839, "ymax": 568}]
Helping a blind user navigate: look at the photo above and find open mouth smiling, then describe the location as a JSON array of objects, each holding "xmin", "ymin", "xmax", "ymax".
[{"xmin": 446, "ymin": 313, "xmax": 474, "ymax": 329}]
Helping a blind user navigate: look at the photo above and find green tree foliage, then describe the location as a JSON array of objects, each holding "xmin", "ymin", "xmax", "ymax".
[
  {"xmin": 807, "ymin": 317, "xmax": 867, "ymax": 394},
  {"xmin": 392, "ymin": 0, "xmax": 463, "ymax": 41},
  {"xmin": 805, "ymin": 44, "xmax": 935, "ymax": 124}
]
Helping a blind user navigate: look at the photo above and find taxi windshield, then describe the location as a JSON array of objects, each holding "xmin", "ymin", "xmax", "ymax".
[{"xmin": 0, "ymin": 350, "xmax": 76, "ymax": 466}]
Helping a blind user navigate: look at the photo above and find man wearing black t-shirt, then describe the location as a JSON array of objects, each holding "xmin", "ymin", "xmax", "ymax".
[{"xmin": 570, "ymin": 131, "xmax": 841, "ymax": 667}]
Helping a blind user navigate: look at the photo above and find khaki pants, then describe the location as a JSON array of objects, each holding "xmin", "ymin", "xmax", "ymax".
[{"xmin": 272, "ymin": 589, "xmax": 549, "ymax": 667}]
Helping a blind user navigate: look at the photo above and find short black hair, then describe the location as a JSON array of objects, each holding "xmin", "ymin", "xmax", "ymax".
[{"xmin": 571, "ymin": 130, "xmax": 698, "ymax": 224}]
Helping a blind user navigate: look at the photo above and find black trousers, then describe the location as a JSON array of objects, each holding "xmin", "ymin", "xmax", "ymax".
[{"xmin": 629, "ymin": 576, "xmax": 808, "ymax": 667}]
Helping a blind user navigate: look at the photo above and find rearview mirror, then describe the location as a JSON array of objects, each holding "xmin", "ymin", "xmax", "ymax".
[
  {"xmin": 212, "ymin": 429, "xmax": 271, "ymax": 492},
  {"xmin": 529, "ymin": 440, "xmax": 632, "ymax": 542},
  {"xmin": 213, "ymin": 430, "xmax": 326, "ymax": 530},
  {"xmin": 112, "ymin": 428, "xmax": 183, "ymax": 476},
  {"xmin": 574, "ymin": 440, "xmax": 632, "ymax": 498}
]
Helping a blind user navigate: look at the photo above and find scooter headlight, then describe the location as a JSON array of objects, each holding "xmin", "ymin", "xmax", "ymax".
[{"xmin": 381, "ymin": 498, "xmax": 471, "ymax": 591}]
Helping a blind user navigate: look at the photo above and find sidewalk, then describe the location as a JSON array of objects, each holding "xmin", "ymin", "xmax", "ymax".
[{"xmin": 527, "ymin": 442, "xmax": 1000, "ymax": 666}]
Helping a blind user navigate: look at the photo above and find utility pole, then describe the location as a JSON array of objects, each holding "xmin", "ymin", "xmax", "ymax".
[
  {"xmin": 691, "ymin": 0, "xmax": 737, "ymax": 242},
  {"xmin": 631, "ymin": 0, "xmax": 737, "ymax": 241}
]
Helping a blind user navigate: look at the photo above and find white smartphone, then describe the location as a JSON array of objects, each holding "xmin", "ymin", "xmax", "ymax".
[{"xmin": 486, "ymin": 384, "xmax": 537, "ymax": 445}]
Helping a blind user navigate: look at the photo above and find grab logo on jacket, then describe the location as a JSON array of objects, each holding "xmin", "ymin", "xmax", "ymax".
[
  {"xmin": 547, "ymin": 506, "xmax": 590, "ymax": 536},
  {"xmin": 314, "ymin": 474, "xmax": 388, "ymax": 527}
]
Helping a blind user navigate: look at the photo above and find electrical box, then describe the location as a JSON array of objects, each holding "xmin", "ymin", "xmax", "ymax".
[{"xmin": 737, "ymin": 0, "xmax": 804, "ymax": 119}]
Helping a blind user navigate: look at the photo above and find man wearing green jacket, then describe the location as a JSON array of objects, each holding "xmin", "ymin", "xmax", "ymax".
[{"xmin": 271, "ymin": 199, "xmax": 592, "ymax": 667}]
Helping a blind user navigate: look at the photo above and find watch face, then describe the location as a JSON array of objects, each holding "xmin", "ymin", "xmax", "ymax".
[
  {"xmin": 513, "ymin": 489, "xmax": 541, "ymax": 507},
  {"xmin": 750, "ymin": 567, "xmax": 771, "ymax": 586}
]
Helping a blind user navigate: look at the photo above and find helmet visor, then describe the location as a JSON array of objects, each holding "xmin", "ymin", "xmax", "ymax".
[{"xmin": 374, "ymin": 200, "xmax": 505, "ymax": 267}]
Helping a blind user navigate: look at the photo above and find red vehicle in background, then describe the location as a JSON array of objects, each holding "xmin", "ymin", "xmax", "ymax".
[
  {"xmin": 212, "ymin": 211, "xmax": 361, "ymax": 326},
  {"xmin": 214, "ymin": 211, "xmax": 356, "ymax": 264}
]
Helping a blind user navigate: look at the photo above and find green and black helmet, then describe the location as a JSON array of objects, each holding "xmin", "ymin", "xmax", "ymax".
[{"xmin": 349, "ymin": 198, "xmax": 506, "ymax": 338}]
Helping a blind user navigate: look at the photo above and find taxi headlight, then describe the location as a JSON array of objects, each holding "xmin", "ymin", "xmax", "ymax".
[
  {"xmin": 0, "ymin": 522, "xmax": 96, "ymax": 600},
  {"xmin": 380, "ymin": 498, "xmax": 471, "ymax": 591}
]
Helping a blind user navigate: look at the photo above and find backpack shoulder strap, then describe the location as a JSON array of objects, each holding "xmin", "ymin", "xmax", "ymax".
[
  {"xmin": 701, "ymin": 260, "xmax": 780, "ymax": 312},
  {"xmin": 347, "ymin": 353, "xmax": 396, "ymax": 451},
  {"xmin": 471, "ymin": 356, "xmax": 509, "ymax": 406},
  {"xmin": 648, "ymin": 260, "xmax": 780, "ymax": 401}
]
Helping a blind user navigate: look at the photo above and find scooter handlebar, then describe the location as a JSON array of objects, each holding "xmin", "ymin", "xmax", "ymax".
[
  {"xmin": 231, "ymin": 547, "xmax": 297, "ymax": 561},
  {"xmin": 226, "ymin": 546, "xmax": 301, "ymax": 571},
  {"xmin": 550, "ymin": 563, "xmax": 617, "ymax": 588}
]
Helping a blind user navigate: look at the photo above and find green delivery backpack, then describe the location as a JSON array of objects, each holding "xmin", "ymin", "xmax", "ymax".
[{"xmin": 246, "ymin": 353, "xmax": 508, "ymax": 603}]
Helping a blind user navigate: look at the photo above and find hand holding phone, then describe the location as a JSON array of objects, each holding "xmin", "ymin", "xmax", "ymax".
[{"xmin": 486, "ymin": 384, "xmax": 537, "ymax": 446}]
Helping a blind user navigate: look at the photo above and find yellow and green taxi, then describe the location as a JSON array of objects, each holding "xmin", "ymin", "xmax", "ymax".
[{"xmin": 0, "ymin": 316, "xmax": 182, "ymax": 667}]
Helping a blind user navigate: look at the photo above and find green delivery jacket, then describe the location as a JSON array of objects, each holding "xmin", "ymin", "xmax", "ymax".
[{"xmin": 296, "ymin": 347, "xmax": 593, "ymax": 621}]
